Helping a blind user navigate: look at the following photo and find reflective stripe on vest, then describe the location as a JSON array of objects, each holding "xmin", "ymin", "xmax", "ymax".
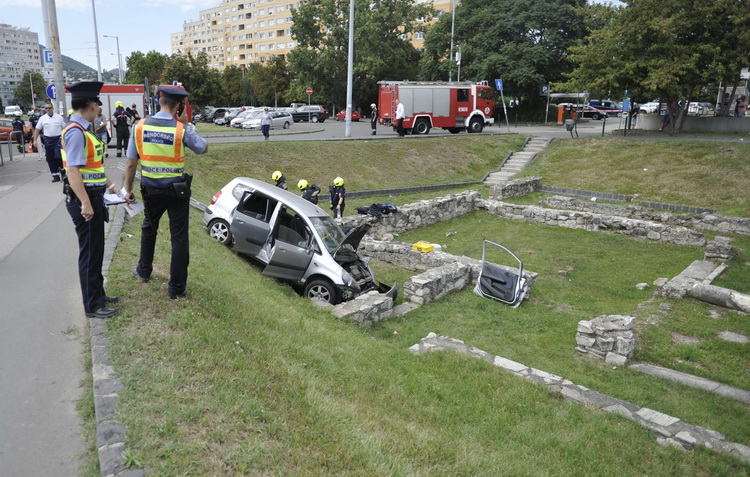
[
  {"xmin": 134, "ymin": 118, "xmax": 186, "ymax": 181},
  {"xmin": 61, "ymin": 122, "xmax": 106, "ymax": 185}
]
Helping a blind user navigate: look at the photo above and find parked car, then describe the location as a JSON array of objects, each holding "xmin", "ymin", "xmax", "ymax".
[
  {"xmin": 214, "ymin": 108, "xmax": 241, "ymax": 125},
  {"xmin": 638, "ymin": 102, "xmax": 660, "ymax": 114},
  {"xmin": 335, "ymin": 109, "xmax": 361, "ymax": 121},
  {"xmin": 688, "ymin": 102, "xmax": 715, "ymax": 116},
  {"xmin": 571, "ymin": 105, "xmax": 609, "ymax": 120},
  {"xmin": 242, "ymin": 111, "xmax": 293, "ymax": 130},
  {"xmin": 202, "ymin": 177, "xmax": 395, "ymax": 304},
  {"xmin": 0, "ymin": 118, "xmax": 31, "ymax": 141},
  {"xmin": 230, "ymin": 110, "xmax": 261, "ymax": 128},
  {"xmin": 4, "ymin": 105, "xmax": 22, "ymax": 118},
  {"xmin": 291, "ymin": 105, "xmax": 327, "ymax": 123},
  {"xmin": 589, "ymin": 100, "xmax": 623, "ymax": 117}
]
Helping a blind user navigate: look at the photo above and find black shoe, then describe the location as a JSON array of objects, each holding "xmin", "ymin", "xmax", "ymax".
[
  {"xmin": 85, "ymin": 306, "xmax": 117, "ymax": 318},
  {"xmin": 116, "ymin": 153, "xmax": 122, "ymax": 157},
  {"xmin": 168, "ymin": 290, "xmax": 187, "ymax": 299},
  {"xmin": 132, "ymin": 269, "xmax": 149, "ymax": 283},
  {"xmin": 104, "ymin": 295, "xmax": 119, "ymax": 304},
  {"xmin": 51, "ymin": 176, "xmax": 61, "ymax": 183}
]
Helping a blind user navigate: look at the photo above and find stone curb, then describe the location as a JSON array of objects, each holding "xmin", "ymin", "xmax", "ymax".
[
  {"xmin": 410, "ymin": 333, "xmax": 750, "ymax": 464},
  {"xmin": 198, "ymin": 127, "xmax": 325, "ymax": 138},
  {"xmin": 629, "ymin": 364, "xmax": 750, "ymax": 404}
]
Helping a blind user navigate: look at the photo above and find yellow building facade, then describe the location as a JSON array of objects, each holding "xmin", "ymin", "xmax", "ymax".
[{"xmin": 170, "ymin": 0, "xmax": 455, "ymax": 70}]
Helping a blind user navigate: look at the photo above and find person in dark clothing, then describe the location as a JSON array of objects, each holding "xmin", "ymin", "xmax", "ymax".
[
  {"xmin": 297, "ymin": 179, "xmax": 320, "ymax": 204},
  {"xmin": 272, "ymin": 170, "xmax": 287, "ymax": 189},
  {"xmin": 11, "ymin": 112, "xmax": 25, "ymax": 153},
  {"xmin": 370, "ymin": 103, "xmax": 378, "ymax": 135},
  {"xmin": 111, "ymin": 101, "xmax": 132, "ymax": 157},
  {"xmin": 330, "ymin": 176, "xmax": 346, "ymax": 219}
]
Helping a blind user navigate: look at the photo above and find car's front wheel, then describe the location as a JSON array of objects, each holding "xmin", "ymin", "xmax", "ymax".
[
  {"xmin": 207, "ymin": 219, "xmax": 232, "ymax": 246},
  {"xmin": 311, "ymin": 115, "xmax": 319, "ymax": 123},
  {"xmin": 592, "ymin": 113, "xmax": 601, "ymax": 120},
  {"xmin": 304, "ymin": 279, "xmax": 338, "ymax": 304},
  {"xmin": 283, "ymin": 122, "xmax": 290, "ymax": 129}
]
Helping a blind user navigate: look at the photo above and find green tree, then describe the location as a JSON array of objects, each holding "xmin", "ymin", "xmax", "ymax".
[
  {"xmin": 248, "ymin": 57, "xmax": 291, "ymax": 107},
  {"xmin": 561, "ymin": 0, "xmax": 750, "ymax": 130},
  {"xmin": 125, "ymin": 50, "xmax": 169, "ymax": 88},
  {"xmin": 12, "ymin": 71, "xmax": 48, "ymax": 110},
  {"xmin": 161, "ymin": 52, "xmax": 225, "ymax": 107},
  {"xmin": 288, "ymin": 0, "xmax": 434, "ymax": 109},
  {"xmin": 221, "ymin": 65, "xmax": 247, "ymax": 106},
  {"xmin": 420, "ymin": 0, "xmax": 587, "ymax": 102}
]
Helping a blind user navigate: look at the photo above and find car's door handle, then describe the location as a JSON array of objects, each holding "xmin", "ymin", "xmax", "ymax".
[
  {"xmin": 278, "ymin": 248, "xmax": 287, "ymax": 252},
  {"xmin": 236, "ymin": 220, "xmax": 244, "ymax": 224}
]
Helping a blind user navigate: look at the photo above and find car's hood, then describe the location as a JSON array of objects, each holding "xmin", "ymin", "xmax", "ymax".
[{"xmin": 333, "ymin": 223, "xmax": 371, "ymax": 256}]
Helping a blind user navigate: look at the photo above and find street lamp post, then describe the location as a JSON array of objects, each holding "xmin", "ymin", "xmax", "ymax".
[{"xmin": 103, "ymin": 35, "xmax": 123, "ymax": 84}]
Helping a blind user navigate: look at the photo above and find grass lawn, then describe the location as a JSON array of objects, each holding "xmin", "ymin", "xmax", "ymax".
[{"xmin": 83, "ymin": 135, "xmax": 750, "ymax": 475}]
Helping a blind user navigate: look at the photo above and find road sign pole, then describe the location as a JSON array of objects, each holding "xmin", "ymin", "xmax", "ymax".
[{"xmin": 500, "ymin": 89, "xmax": 510, "ymax": 134}]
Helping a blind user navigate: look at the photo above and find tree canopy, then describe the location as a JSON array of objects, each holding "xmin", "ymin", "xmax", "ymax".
[
  {"xmin": 420, "ymin": 0, "xmax": 587, "ymax": 101},
  {"xmin": 125, "ymin": 51, "xmax": 169, "ymax": 88},
  {"xmin": 161, "ymin": 52, "xmax": 225, "ymax": 108},
  {"xmin": 13, "ymin": 71, "xmax": 48, "ymax": 109},
  {"xmin": 288, "ymin": 0, "xmax": 434, "ymax": 109}
]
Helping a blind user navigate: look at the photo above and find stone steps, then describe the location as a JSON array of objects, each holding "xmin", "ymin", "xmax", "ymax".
[{"xmin": 484, "ymin": 137, "xmax": 552, "ymax": 185}]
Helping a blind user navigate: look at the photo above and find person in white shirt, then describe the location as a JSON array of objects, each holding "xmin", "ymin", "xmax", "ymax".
[
  {"xmin": 33, "ymin": 102, "xmax": 67, "ymax": 182},
  {"xmin": 395, "ymin": 101, "xmax": 405, "ymax": 137}
]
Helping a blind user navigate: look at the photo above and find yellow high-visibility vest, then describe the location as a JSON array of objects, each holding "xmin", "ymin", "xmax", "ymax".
[
  {"xmin": 134, "ymin": 118, "xmax": 185, "ymax": 182},
  {"xmin": 61, "ymin": 122, "xmax": 106, "ymax": 186}
]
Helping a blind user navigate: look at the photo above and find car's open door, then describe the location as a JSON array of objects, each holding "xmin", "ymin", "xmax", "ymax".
[
  {"xmin": 473, "ymin": 239, "xmax": 528, "ymax": 307},
  {"xmin": 262, "ymin": 206, "xmax": 315, "ymax": 281},
  {"xmin": 230, "ymin": 191, "xmax": 277, "ymax": 260}
]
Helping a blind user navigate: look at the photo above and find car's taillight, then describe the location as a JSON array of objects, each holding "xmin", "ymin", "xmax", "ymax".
[{"xmin": 211, "ymin": 190, "xmax": 222, "ymax": 205}]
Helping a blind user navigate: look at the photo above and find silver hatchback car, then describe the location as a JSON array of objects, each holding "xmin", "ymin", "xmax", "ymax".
[{"xmin": 203, "ymin": 178, "xmax": 395, "ymax": 304}]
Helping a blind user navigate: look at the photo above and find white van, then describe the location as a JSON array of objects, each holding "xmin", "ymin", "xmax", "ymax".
[{"xmin": 4, "ymin": 105, "xmax": 22, "ymax": 118}]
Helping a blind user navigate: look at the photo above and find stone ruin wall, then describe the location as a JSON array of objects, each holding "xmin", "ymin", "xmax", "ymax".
[{"xmin": 575, "ymin": 315, "xmax": 636, "ymax": 365}]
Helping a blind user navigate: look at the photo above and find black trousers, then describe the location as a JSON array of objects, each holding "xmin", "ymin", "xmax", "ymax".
[
  {"xmin": 115, "ymin": 128, "xmax": 129, "ymax": 153},
  {"xmin": 137, "ymin": 189, "xmax": 190, "ymax": 295},
  {"xmin": 66, "ymin": 192, "xmax": 107, "ymax": 313},
  {"xmin": 396, "ymin": 118, "xmax": 405, "ymax": 136},
  {"xmin": 44, "ymin": 135, "xmax": 62, "ymax": 176}
]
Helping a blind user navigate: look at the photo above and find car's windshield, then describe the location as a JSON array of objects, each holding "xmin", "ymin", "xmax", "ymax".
[{"xmin": 309, "ymin": 216, "xmax": 346, "ymax": 253}]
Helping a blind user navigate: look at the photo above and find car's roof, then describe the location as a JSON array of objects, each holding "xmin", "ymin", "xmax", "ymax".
[{"xmin": 232, "ymin": 177, "xmax": 329, "ymax": 217}]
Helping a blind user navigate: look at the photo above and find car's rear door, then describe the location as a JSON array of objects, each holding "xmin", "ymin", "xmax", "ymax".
[
  {"xmin": 262, "ymin": 206, "xmax": 315, "ymax": 281},
  {"xmin": 230, "ymin": 191, "xmax": 277, "ymax": 260}
]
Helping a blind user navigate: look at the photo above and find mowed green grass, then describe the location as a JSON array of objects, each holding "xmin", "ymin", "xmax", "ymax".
[
  {"xmin": 92, "ymin": 136, "xmax": 750, "ymax": 475},
  {"xmin": 517, "ymin": 137, "xmax": 750, "ymax": 216}
]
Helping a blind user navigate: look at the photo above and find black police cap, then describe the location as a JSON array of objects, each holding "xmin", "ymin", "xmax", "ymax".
[
  {"xmin": 67, "ymin": 81, "xmax": 104, "ymax": 99},
  {"xmin": 159, "ymin": 86, "xmax": 189, "ymax": 101}
]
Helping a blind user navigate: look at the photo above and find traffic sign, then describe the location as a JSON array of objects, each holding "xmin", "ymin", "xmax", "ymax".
[
  {"xmin": 46, "ymin": 84, "xmax": 56, "ymax": 100},
  {"xmin": 44, "ymin": 50, "xmax": 53, "ymax": 64},
  {"xmin": 306, "ymin": 88, "xmax": 313, "ymax": 95},
  {"xmin": 495, "ymin": 79, "xmax": 503, "ymax": 91},
  {"xmin": 540, "ymin": 84, "xmax": 550, "ymax": 96}
]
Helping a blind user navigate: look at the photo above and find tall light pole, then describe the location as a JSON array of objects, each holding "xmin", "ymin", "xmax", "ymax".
[
  {"xmin": 103, "ymin": 35, "xmax": 123, "ymax": 84},
  {"xmin": 344, "ymin": 0, "xmax": 354, "ymax": 137},
  {"xmin": 28, "ymin": 71, "xmax": 35, "ymax": 108},
  {"xmin": 91, "ymin": 0, "xmax": 102, "ymax": 81},
  {"xmin": 449, "ymin": 0, "xmax": 455, "ymax": 82}
]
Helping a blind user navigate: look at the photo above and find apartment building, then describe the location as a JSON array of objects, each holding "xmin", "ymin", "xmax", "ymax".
[
  {"xmin": 170, "ymin": 0, "xmax": 455, "ymax": 71},
  {"xmin": 0, "ymin": 25, "xmax": 42, "ymax": 107}
]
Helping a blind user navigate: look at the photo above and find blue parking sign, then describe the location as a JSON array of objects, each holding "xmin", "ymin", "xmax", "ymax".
[
  {"xmin": 44, "ymin": 49, "xmax": 53, "ymax": 64},
  {"xmin": 495, "ymin": 79, "xmax": 503, "ymax": 91}
]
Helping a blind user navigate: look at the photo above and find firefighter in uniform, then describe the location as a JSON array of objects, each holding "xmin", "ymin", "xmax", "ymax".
[
  {"xmin": 123, "ymin": 86, "xmax": 208, "ymax": 299},
  {"xmin": 62, "ymin": 81, "xmax": 121, "ymax": 319},
  {"xmin": 297, "ymin": 179, "xmax": 320, "ymax": 204},
  {"xmin": 112, "ymin": 101, "xmax": 131, "ymax": 157}
]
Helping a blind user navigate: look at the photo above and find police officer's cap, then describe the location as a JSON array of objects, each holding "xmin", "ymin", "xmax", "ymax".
[
  {"xmin": 67, "ymin": 81, "xmax": 104, "ymax": 99},
  {"xmin": 159, "ymin": 86, "xmax": 189, "ymax": 101}
]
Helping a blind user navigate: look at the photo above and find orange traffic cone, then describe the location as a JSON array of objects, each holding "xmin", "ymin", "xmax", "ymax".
[{"xmin": 27, "ymin": 141, "xmax": 33, "ymax": 153}]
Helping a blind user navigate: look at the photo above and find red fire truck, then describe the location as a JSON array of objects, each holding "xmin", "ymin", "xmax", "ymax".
[{"xmin": 377, "ymin": 80, "xmax": 495, "ymax": 135}]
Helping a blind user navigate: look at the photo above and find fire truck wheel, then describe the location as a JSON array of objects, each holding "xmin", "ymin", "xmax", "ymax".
[
  {"xmin": 448, "ymin": 128, "xmax": 461, "ymax": 134},
  {"xmin": 467, "ymin": 117, "xmax": 484, "ymax": 134},
  {"xmin": 413, "ymin": 118, "xmax": 431, "ymax": 135}
]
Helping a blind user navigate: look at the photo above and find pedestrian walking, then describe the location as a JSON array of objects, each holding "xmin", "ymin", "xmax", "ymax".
[
  {"xmin": 61, "ymin": 81, "xmax": 121, "ymax": 318},
  {"xmin": 123, "ymin": 86, "xmax": 208, "ymax": 299},
  {"xmin": 261, "ymin": 107, "xmax": 272, "ymax": 141},
  {"xmin": 112, "ymin": 101, "xmax": 132, "ymax": 157},
  {"xmin": 29, "ymin": 108, "xmax": 45, "ymax": 160},
  {"xmin": 33, "ymin": 101, "xmax": 66, "ymax": 182},
  {"xmin": 395, "ymin": 101, "xmax": 405, "ymax": 137},
  {"xmin": 370, "ymin": 103, "xmax": 378, "ymax": 135}
]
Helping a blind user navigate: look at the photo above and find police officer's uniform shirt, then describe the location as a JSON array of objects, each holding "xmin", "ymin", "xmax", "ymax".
[
  {"xmin": 37, "ymin": 113, "xmax": 66, "ymax": 137},
  {"xmin": 64, "ymin": 115, "xmax": 97, "ymax": 179}
]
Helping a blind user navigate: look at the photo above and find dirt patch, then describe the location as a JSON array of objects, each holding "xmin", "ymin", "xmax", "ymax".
[{"xmin": 670, "ymin": 332, "xmax": 702, "ymax": 345}]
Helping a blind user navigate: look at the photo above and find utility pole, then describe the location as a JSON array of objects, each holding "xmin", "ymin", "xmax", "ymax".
[
  {"xmin": 449, "ymin": 0, "xmax": 455, "ymax": 82},
  {"xmin": 47, "ymin": 0, "xmax": 67, "ymax": 116},
  {"xmin": 344, "ymin": 0, "xmax": 354, "ymax": 137},
  {"xmin": 29, "ymin": 72, "xmax": 35, "ymax": 108},
  {"xmin": 91, "ymin": 0, "xmax": 102, "ymax": 81}
]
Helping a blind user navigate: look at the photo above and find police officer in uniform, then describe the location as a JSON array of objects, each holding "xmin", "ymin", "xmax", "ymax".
[
  {"xmin": 34, "ymin": 101, "xmax": 66, "ymax": 181},
  {"xmin": 62, "ymin": 81, "xmax": 121, "ymax": 318},
  {"xmin": 123, "ymin": 86, "xmax": 208, "ymax": 299}
]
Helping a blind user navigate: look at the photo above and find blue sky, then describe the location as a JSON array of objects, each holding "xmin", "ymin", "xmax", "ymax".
[{"xmin": 0, "ymin": 0, "xmax": 624, "ymax": 72}]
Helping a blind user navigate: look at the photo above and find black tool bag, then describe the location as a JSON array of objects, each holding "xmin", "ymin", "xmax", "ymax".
[{"xmin": 171, "ymin": 173, "xmax": 193, "ymax": 199}]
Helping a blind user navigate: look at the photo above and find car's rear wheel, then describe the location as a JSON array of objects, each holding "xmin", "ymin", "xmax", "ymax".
[
  {"xmin": 592, "ymin": 113, "xmax": 601, "ymax": 120},
  {"xmin": 283, "ymin": 121, "xmax": 290, "ymax": 129},
  {"xmin": 207, "ymin": 219, "xmax": 232, "ymax": 245},
  {"xmin": 311, "ymin": 115, "xmax": 319, "ymax": 123},
  {"xmin": 413, "ymin": 118, "xmax": 431, "ymax": 135},
  {"xmin": 304, "ymin": 279, "xmax": 338, "ymax": 304}
]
